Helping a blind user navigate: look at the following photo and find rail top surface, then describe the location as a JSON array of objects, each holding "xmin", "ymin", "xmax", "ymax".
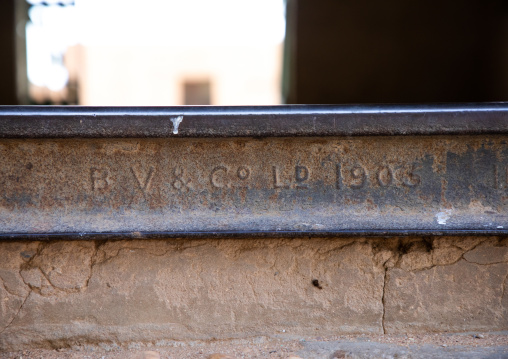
[{"xmin": 0, "ymin": 103, "xmax": 507, "ymax": 138}]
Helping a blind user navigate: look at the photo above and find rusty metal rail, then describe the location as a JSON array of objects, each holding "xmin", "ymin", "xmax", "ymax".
[{"xmin": 0, "ymin": 103, "xmax": 507, "ymax": 239}]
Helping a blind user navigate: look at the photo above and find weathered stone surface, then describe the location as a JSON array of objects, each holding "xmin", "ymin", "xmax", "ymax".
[
  {"xmin": 463, "ymin": 238, "xmax": 508, "ymax": 264},
  {"xmin": 137, "ymin": 351, "xmax": 160, "ymax": 359},
  {"xmin": 19, "ymin": 241, "xmax": 95, "ymax": 296},
  {"xmin": 208, "ymin": 354, "xmax": 235, "ymax": 359},
  {"xmin": 384, "ymin": 237, "xmax": 508, "ymax": 333},
  {"xmin": 0, "ymin": 237, "xmax": 507, "ymax": 350},
  {"xmin": 297, "ymin": 339, "xmax": 508, "ymax": 359},
  {"xmin": 0, "ymin": 241, "xmax": 38, "ymax": 332},
  {"xmin": 0, "ymin": 238, "xmax": 384, "ymax": 350}
]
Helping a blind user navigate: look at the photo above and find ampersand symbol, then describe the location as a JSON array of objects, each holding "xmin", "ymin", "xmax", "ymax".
[{"xmin": 172, "ymin": 167, "xmax": 191, "ymax": 191}]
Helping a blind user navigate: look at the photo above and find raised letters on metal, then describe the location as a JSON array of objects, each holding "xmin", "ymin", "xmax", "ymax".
[{"xmin": 0, "ymin": 104, "xmax": 507, "ymax": 238}]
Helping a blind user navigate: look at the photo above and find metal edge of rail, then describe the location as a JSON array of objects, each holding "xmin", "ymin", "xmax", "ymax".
[
  {"xmin": 1, "ymin": 230, "xmax": 508, "ymax": 241},
  {"xmin": 0, "ymin": 103, "xmax": 507, "ymax": 138}
]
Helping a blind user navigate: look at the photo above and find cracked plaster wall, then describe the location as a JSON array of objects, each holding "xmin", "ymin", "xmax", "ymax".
[{"xmin": 0, "ymin": 237, "xmax": 507, "ymax": 350}]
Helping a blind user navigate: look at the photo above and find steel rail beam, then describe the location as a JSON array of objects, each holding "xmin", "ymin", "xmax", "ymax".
[
  {"xmin": 0, "ymin": 103, "xmax": 507, "ymax": 138},
  {"xmin": 0, "ymin": 104, "xmax": 507, "ymax": 239}
]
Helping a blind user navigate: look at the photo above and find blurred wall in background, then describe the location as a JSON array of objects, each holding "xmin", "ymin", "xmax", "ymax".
[
  {"xmin": 63, "ymin": 44, "xmax": 282, "ymax": 106},
  {"xmin": 0, "ymin": 0, "xmax": 29, "ymax": 105},
  {"xmin": 22, "ymin": 0, "xmax": 285, "ymax": 106},
  {"xmin": 284, "ymin": 0, "xmax": 508, "ymax": 104},
  {"xmin": 1, "ymin": 0, "xmax": 508, "ymax": 106}
]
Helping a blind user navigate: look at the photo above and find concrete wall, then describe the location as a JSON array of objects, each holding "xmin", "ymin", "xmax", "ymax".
[{"xmin": 0, "ymin": 237, "xmax": 507, "ymax": 350}]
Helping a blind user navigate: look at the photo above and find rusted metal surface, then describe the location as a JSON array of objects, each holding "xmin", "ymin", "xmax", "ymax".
[{"xmin": 0, "ymin": 104, "xmax": 507, "ymax": 239}]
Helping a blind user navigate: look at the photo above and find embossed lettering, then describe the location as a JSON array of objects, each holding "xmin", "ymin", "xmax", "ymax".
[
  {"xmin": 131, "ymin": 166, "xmax": 155, "ymax": 193},
  {"xmin": 172, "ymin": 167, "xmax": 191, "ymax": 191},
  {"xmin": 295, "ymin": 165, "xmax": 309, "ymax": 188},
  {"xmin": 377, "ymin": 166, "xmax": 392, "ymax": 187},
  {"xmin": 272, "ymin": 166, "xmax": 289, "ymax": 189},
  {"xmin": 211, "ymin": 166, "xmax": 228, "ymax": 188},
  {"xmin": 350, "ymin": 165, "xmax": 366, "ymax": 189},
  {"xmin": 336, "ymin": 163, "xmax": 341, "ymax": 189},
  {"xmin": 400, "ymin": 165, "xmax": 421, "ymax": 187},
  {"xmin": 237, "ymin": 166, "xmax": 250, "ymax": 181},
  {"xmin": 90, "ymin": 168, "xmax": 110, "ymax": 191}
]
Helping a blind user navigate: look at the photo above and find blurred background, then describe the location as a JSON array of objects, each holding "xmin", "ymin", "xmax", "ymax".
[{"xmin": 1, "ymin": 0, "xmax": 508, "ymax": 106}]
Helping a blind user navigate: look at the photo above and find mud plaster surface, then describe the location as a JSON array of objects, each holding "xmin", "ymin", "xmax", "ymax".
[{"xmin": 0, "ymin": 237, "xmax": 507, "ymax": 351}]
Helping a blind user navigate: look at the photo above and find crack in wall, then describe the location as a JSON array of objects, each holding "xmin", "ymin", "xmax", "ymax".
[
  {"xmin": 463, "ymin": 259, "xmax": 508, "ymax": 266},
  {"xmin": 390, "ymin": 237, "xmax": 493, "ymax": 272},
  {"xmin": 0, "ymin": 275, "xmax": 23, "ymax": 298},
  {"xmin": 375, "ymin": 237, "xmax": 506, "ymax": 335},
  {"xmin": 18, "ymin": 241, "xmax": 97, "ymax": 295},
  {"xmin": 1, "ymin": 236, "xmax": 507, "ymax": 347},
  {"xmin": 0, "ymin": 289, "xmax": 31, "ymax": 335},
  {"xmin": 93, "ymin": 239, "xmax": 204, "ymax": 266},
  {"xmin": 381, "ymin": 267, "xmax": 388, "ymax": 334},
  {"xmin": 84, "ymin": 241, "xmax": 104, "ymax": 289},
  {"xmin": 18, "ymin": 241, "xmax": 44, "ymax": 290}
]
